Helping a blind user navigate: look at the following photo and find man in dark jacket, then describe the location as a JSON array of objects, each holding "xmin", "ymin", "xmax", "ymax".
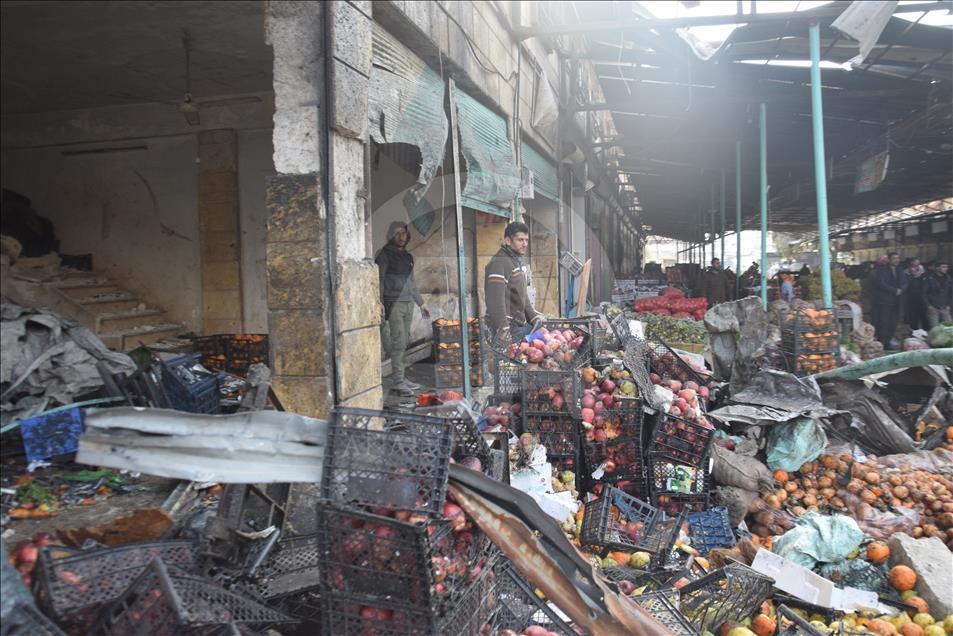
[
  {"xmin": 904, "ymin": 257, "xmax": 927, "ymax": 330},
  {"xmin": 873, "ymin": 252, "xmax": 908, "ymax": 349},
  {"xmin": 924, "ymin": 261, "xmax": 952, "ymax": 328},
  {"xmin": 702, "ymin": 258, "xmax": 732, "ymax": 306},
  {"xmin": 484, "ymin": 221, "xmax": 542, "ymax": 343},
  {"xmin": 376, "ymin": 221, "xmax": 429, "ymax": 397}
]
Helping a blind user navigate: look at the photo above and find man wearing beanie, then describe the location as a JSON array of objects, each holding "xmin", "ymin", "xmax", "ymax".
[{"xmin": 376, "ymin": 221, "xmax": 429, "ymax": 397}]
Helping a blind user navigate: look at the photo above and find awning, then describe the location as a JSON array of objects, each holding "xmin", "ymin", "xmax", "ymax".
[
  {"xmin": 521, "ymin": 140, "xmax": 560, "ymax": 203},
  {"xmin": 454, "ymin": 88, "xmax": 521, "ymax": 217},
  {"xmin": 368, "ymin": 24, "xmax": 448, "ymax": 207}
]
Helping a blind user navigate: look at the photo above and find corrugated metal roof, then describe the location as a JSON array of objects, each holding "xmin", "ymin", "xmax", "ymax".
[
  {"xmin": 521, "ymin": 140, "xmax": 560, "ymax": 202},
  {"xmin": 369, "ymin": 24, "xmax": 448, "ymax": 204},
  {"xmin": 455, "ymin": 88, "xmax": 521, "ymax": 218}
]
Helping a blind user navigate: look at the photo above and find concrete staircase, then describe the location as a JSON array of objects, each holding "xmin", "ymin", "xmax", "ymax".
[{"xmin": 36, "ymin": 272, "xmax": 184, "ymax": 351}]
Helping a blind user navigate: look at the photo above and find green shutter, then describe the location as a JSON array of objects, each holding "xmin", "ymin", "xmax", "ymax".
[
  {"xmin": 454, "ymin": 89, "xmax": 520, "ymax": 218},
  {"xmin": 521, "ymin": 141, "xmax": 559, "ymax": 202},
  {"xmin": 369, "ymin": 25, "xmax": 447, "ymax": 202}
]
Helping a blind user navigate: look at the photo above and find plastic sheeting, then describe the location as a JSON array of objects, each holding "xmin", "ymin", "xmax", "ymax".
[
  {"xmin": 368, "ymin": 24, "xmax": 448, "ymax": 209},
  {"xmin": 772, "ymin": 512, "xmax": 864, "ymax": 569},
  {"xmin": 766, "ymin": 417, "xmax": 828, "ymax": 472},
  {"xmin": 819, "ymin": 378, "xmax": 919, "ymax": 456},
  {"xmin": 703, "ymin": 297, "xmax": 768, "ymax": 389}
]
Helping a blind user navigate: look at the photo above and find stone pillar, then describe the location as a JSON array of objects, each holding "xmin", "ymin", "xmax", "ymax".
[
  {"xmin": 198, "ymin": 129, "xmax": 243, "ymax": 334},
  {"xmin": 328, "ymin": 1, "xmax": 383, "ymax": 410},
  {"xmin": 264, "ymin": 2, "xmax": 331, "ymax": 417},
  {"xmin": 264, "ymin": 0, "xmax": 381, "ymax": 415}
]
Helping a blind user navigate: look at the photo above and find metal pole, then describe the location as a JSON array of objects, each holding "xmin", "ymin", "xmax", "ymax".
[
  {"xmin": 759, "ymin": 102, "xmax": 768, "ymax": 310},
  {"xmin": 447, "ymin": 78, "xmax": 471, "ymax": 399},
  {"xmin": 720, "ymin": 169, "xmax": 726, "ymax": 266},
  {"xmin": 810, "ymin": 22, "xmax": 833, "ymax": 308},
  {"xmin": 735, "ymin": 141, "xmax": 742, "ymax": 296}
]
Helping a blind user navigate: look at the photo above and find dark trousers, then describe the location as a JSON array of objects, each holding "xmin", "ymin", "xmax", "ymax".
[
  {"xmin": 875, "ymin": 303, "xmax": 899, "ymax": 348},
  {"xmin": 906, "ymin": 299, "xmax": 927, "ymax": 331}
]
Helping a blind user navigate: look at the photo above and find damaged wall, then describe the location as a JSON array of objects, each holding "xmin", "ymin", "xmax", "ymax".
[{"xmin": 0, "ymin": 98, "xmax": 274, "ymax": 334}]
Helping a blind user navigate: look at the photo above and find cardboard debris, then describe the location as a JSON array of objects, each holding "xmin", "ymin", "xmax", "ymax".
[
  {"xmin": 751, "ymin": 548, "xmax": 897, "ymax": 615},
  {"xmin": 57, "ymin": 507, "xmax": 172, "ymax": 547}
]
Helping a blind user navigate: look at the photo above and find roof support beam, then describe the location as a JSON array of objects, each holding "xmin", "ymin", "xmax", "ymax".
[{"xmin": 513, "ymin": 2, "xmax": 951, "ymax": 38}]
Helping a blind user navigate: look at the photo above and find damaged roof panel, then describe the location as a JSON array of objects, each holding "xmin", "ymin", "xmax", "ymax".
[{"xmin": 77, "ymin": 407, "xmax": 326, "ymax": 483}]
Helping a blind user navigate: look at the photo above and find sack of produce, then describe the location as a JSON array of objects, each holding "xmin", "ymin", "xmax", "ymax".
[{"xmin": 711, "ymin": 444, "xmax": 774, "ymax": 493}]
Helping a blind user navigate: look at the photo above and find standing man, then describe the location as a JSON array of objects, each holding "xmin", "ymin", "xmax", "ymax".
[
  {"xmin": 484, "ymin": 221, "xmax": 543, "ymax": 344},
  {"xmin": 702, "ymin": 258, "xmax": 732, "ymax": 307},
  {"xmin": 924, "ymin": 261, "xmax": 952, "ymax": 328},
  {"xmin": 376, "ymin": 221, "xmax": 429, "ymax": 397},
  {"xmin": 904, "ymin": 257, "xmax": 927, "ymax": 330},
  {"xmin": 873, "ymin": 252, "xmax": 908, "ymax": 349}
]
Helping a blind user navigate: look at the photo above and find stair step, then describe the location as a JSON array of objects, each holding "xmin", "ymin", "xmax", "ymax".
[
  {"xmin": 80, "ymin": 299, "xmax": 144, "ymax": 315},
  {"xmin": 99, "ymin": 323, "xmax": 183, "ymax": 351},
  {"xmin": 75, "ymin": 291, "xmax": 139, "ymax": 305},
  {"xmin": 51, "ymin": 276, "xmax": 113, "ymax": 289},
  {"xmin": 61, "ymin": 285, "xmax": 125, "ymax": 300},
  {"xmin": 97, "ymin": 309, "xmax": 163, "ymax": 333}
]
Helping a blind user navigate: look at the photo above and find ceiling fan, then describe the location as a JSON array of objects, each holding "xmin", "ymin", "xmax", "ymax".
[{"xmin": 110, "ymin": 29, "xmax": 262, "ymax": 125}]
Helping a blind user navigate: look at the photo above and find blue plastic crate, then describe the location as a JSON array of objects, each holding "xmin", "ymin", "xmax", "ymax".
[
  {"xmin": 687, "ymin": 506, "xmax": 736, "ymax": 554},
  {"xmin": 18, "ymin": 407, "xmax": 84, "ymax": 462},
  {"xmin": 161, "ymin": 354, "xmax": 221, "ymax": 414}
]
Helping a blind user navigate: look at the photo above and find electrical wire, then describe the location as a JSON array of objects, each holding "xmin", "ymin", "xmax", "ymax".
[{"xmin": 442, "ymin": 5, "xmax": 518, "ymax": 86}]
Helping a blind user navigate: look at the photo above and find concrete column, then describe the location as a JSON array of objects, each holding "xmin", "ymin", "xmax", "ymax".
[
  {"xmin": 328, "ymin": 1, "xmax": 382, "ymax": 410},
  {"xmin": 198, "ymin": 129, "xmax": 243, "ymax": 334},
  {"xmin": 264, "ymin": 0, "xmax": 381, "ymax": 414},
  {"xmin": 264, "ymin": 1, "xmax": 331, "ymax": 417}
]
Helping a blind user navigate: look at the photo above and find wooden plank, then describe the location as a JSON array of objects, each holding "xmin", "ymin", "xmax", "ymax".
[{"xmin": 574, "ymin": 259, "xmax": 592, "ymax": 317}]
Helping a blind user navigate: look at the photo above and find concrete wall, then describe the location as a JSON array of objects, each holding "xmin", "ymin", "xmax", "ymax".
[
  {"xmin": 238, "ymin": 129, "xmax": 274, "ymax": 333},
  {"xmin": 1, "ymin": 97, "xmax": 274, "ymax": 333},
  {"xmin": 0, "ymin": 137, "xmax": 204, "ymax": 330}
]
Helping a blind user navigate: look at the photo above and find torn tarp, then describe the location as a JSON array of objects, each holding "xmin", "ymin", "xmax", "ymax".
[
  {"xmin": 77, "ymin": 407, "xmax": 327, "ymax": 483},
  {"xmin": 1, "ymin": 302, "xmax": 135, "ymax": 424},
  {"xmin": 819, "ymin": 378, "xmax": 920, "ymax": 455},
  {"xmin": 703, "ymin": 297, "xmax": 768, "ymax": 388}
]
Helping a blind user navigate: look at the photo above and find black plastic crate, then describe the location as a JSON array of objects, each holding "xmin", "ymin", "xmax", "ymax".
[
  {"xmin": 192, "ymin": 334, "xmax": 269, "ymax": 376},
  {"xmin": 522, "ymin": 414, "xmax": 578, "ymax": 459},
  {"xmin": 648, "ymin": 454, "xmax": 710, "ymax": 497},
  {"xmin": 583, "ymin": 436, "xmax": 644, "ymax": 484},
  {"xmin": 648, "ymin": 412, "xmax": 713, "ymax": 468},
  {"xmin": 579, "ymin": 486, "xmax": 667, "ymax": 554},
  {"xmin": 608, "ymin": 311, "xmax": 633, "ymax": 346},
  {"xmin": 601, "ymin": 567, "xmax": 662, "ymax": 594},
  {"xmin": 643, "ymin": 335, "xmax": 706, "ymax": 386},
  {"xmin": 243, "ymin": 533, "xmax": 321, "ymax": 600},
  {"xmin": 686, "ymin": 506, "xmax": 736, "ymax": 555},
  {"xmin": 654, "ymin": 493, "xmax": 710, "ymax": 516},
  {"xmin": 539, "ymin": 319, "xmax": 593, "ymax": 369},
  {"xmin": 316, "ymin": 505, "xmax": 492, "ymax": 615},
  {"xmin": 87, "ymin": 558, "xmax": 293, "ymax": 636},
  {"xmin": 433, "ymin": 362, "xmax": 483, "ymax": 388},
  {"xmin": 432, "ymin": 318, "xmax": 480, "ymax": 344},
  {"xmin": 415, "ymin": 404, "xmax": 492, "ymax": 477},
  {"xmin": 494, "ymin": 561, "xmax": 575, "ymax": 635},
  {"xmin": 3, "ymin": 602, "xmax": 67, "ymax": 636},
  {"xmin": 521, "ymin": 369, "xmax": 578, "ymax": 417},
  {"xmin": 433, "ymin": 340, "xmax": 480, "ymax": 365},
  {"xmin": 677, "ymin": 560, "xmax": 774, "ymax": 634},
  {"xmin": 161, "ymin": 354, "xmax": 221, "ymax": 414},
  {"xmin": 321, "ymin": 408, "xmax": 454, "ymax": 518},
  {"xmin": 34, "ymin": 541, "xmax": 199, "ymax": 630},
  {"xmin": 632, "ymin": 591, "xmax": 696, "ymax": 636},
  {"xmin": 322, "ymin": 548, "xmax": 499, "ymax": 636},
  {"xmin": 606, "ymin": 473, "xmax": 652, "ymax": 501}
]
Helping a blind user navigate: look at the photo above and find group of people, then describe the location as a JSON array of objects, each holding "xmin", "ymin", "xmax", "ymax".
[
  {"xmin": 376, "ymin": 220, "xmax": 541, "ymax": 397},
  {"xmin": 867, "ymin": 253, "xmax": 952, "ymax": 349}
]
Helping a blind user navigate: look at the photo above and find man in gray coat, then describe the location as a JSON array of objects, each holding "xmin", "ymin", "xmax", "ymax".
[{"xmin": 376, "ymin": 221, "xmax": 429, "ymax": 397}]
